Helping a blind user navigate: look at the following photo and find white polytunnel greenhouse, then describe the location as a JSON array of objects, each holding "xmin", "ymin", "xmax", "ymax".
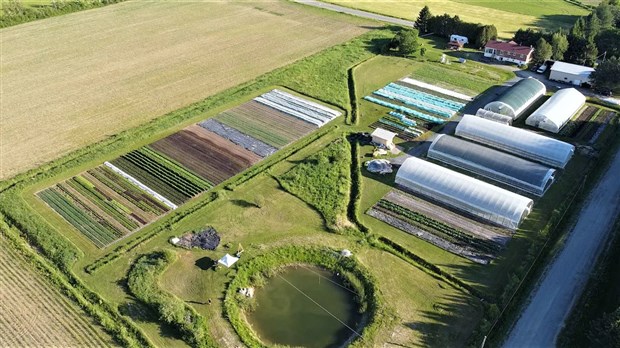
[
  {"xmin": 484, "ymin": 78, "xmax": 546, "ymax": 119},
  {"xmin": 474, "ymin": 108, "xmax": 513, "ymax": 125},
  {"xmin": 525, "ymin": 88, "xmax": 586, "ymax": 133},
  {"xmin": 427, "ymin": 135, "xmax": 556, "ymax": 196},
  {"xmin": 395, "ymin": 157, "xmax": 534, "ymax": 229},
  {"xmin": 455, "ymin": 115, "xmax": 575, "ymax": 168}
]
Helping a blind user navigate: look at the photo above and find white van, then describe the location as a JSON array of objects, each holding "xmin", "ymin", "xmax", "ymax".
[{"xmin": 536, "ymin": 64, "xmax": 548, "ymax": 74}]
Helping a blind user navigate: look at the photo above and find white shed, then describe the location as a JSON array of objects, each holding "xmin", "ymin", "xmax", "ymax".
[
  {"xmin": 371, "ymin": 128, "xmax": 397, "ymax": 149},
  {"xmin": 549, "ymin": 61, "xmax": 595, "ymax": 86},
  {"xmin": 525, "ymin": 88, "xmax": 586, "ymax": 133}
]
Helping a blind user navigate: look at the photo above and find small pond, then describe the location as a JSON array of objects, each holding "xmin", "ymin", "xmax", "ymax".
[{"xmin": 246, "ymin": 266, "xmax": 363, "ymax": 348}]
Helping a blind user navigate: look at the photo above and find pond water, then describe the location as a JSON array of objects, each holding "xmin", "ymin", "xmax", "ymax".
[{"xmin": 246, "ymin": 266, "xmax": 363, "ymax": 348}]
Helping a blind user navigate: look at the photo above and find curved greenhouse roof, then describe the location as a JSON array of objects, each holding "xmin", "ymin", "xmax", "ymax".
[
  {"xmin": 525, "ymin": 88, "xmax": 586, "ymax": 133},
  {"xmin": 455, "ymin": 115, "xmax": 575, "ymax": 168},
  {"xmin": 474, "ymin": 108, "xmax": 513, "ymax": 125},
  {"xmin": 484, "ymin": 78, "xmax": 546, "ymax": 118},
  {"xmin": 428, "ymin": 135, "xmax": 556, "ymax": 196},
  {"xmin": 395, "ymin": 157, "xmax": 533, "ymax": 229}
]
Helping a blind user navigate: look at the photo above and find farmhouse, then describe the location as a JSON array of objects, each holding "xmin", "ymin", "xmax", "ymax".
[
  {"xmin": 549, "ymin": 61, "xmax": 595, "ymax": 86},
  {"xmin": 484, "ymin": 78, "xmax": 546, "ymax": 119},
  {"xmin": 395, "ymin": 157, "xmax": 533, "ymax": 229},
  {"xmin": 428, "ymin": 135, "xmax": 556, "ymax": 196},
  {"xmin": 371, "ymin": 128, "xmax": 397, "ymax": 149},
  {"xmin": 483, "ymin": 40, "xmax": 534, "ymax": 66},
  {"xmin": 455, "ymin": 115, "xmax": 575, "ymax": 168},
  {"xmin": 526, "ymin": 88, "xmax": 586, "ymax": 133}
]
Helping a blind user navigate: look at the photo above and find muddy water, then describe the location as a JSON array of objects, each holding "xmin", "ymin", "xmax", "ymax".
[{"xmin": 246, "ymin": 266, "xmax": 362, "ymax": 348}]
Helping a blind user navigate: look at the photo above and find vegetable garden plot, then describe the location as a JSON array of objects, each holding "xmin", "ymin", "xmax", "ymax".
[
  {"xmin": 150, "ymin": 125, "xmax": 262, "ymax": 185},
  {"xmin": 560, "ymin": 106, "xmax": 599, "ymax": 137},
  {"xmin": 216, "ymin": 101, "xmax": 316, "ymax": 148},
  {"xmin": 198, "ymin": 119, "xmax": 277, "ymax": 158},
  {"xmin": 254, "ymin": 89, "xmax": 341, "ymax": 127},
  {"xmin": 39, "ymin": 165, "xmax": 172, "ymax": 248}
]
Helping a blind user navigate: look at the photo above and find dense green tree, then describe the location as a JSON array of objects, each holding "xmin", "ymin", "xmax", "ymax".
[
  {"xmin": 392, "ymin": 29, "xmax": 420, "ymax": 57},
  {"xmin": 551, "ymin": 31, "xmax": 569, "ymax": 60},
  {"xmin": 533, "ymin": 38, "xmax": 553, "ymax": 63},
  {"xmin": 587, "ymin": 307, "xmax": 620, "ymax": 347},
  {"xmin": 596, "ymin": 28, "xmax": 620, "ymax": 58},
  {"xmin": 476, "ymin": 25, "xmax": 497, "ymax": 47},
  {"xmin": 513, "ymin": 28, "xmax": 545, "ymax": 46},
  {"xmin": 587, "ymin": 13, "xmax": 602, "ymax": 39},
  {"xmin": 596, "ymin": 3, "xmax": 616, "ymax": 29},
  {"xmin": 591, "ymin": 56, "xmax": 620, "ymax": 91},
  {"xmin": 571, "ymin": 17, "xmax": 587, "ymax": 38},
  {"xmin": 414, "ymin": 5, "xmax": 432, "ymax": 34}
]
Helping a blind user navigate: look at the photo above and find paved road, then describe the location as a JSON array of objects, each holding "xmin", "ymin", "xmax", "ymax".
[
  {"xmin": 294, "ymin": 0, "xmax": 413, "ymax": 27},
  {"xmin": 504, "ymin": 148, "xmax": 620, "ymax": 347}
]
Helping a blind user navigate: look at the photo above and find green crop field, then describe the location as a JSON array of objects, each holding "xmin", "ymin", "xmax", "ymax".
[
  {"xmin": 324, "ymin": 0, "xmax": 589, "ymax": 38},
  {"xmin": 0, "ymin": 0, "xmax": 368, "ymax": 180}
]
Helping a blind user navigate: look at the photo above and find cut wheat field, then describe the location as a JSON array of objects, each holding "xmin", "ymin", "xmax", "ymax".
[
  {"xmin": 0, "ymin": 0, "xmax": 368, "ymax": 179},
  {"xmin": 0, "ymin": 234, "xmax": 113, "ymax": 346},
  {"xmin": 325, "ymin": 0, "xmax": 589, "ymax": 38}
]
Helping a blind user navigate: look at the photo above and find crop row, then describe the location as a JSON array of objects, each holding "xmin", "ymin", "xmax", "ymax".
[
  {"xmin": 374, "ymin": 89, "xmax": 454, "ymax": 118},
  {"xmin": 198, "ymin": 119, "xmax": 277, "ymax": 158},
  {"xmin": 65, "ymin": 176, "xmax": 139, "ymax": 231},
  {"xmin": 254, "ymin": 89, "xmax": 340, "ymax": 127},
  {"xmin": 118, "ymin": 148, "xmax": 211, "ymax": 199},
  {"xmin": 560, "ymin": 105, "xmax": 599, "ymax": 137},
  {"xmin": 88, "ymin": 166, "xmax": 170, "ymax": 216},
  {"xmin": 364, "ymin": 96, "xmax": 446, "ymax": 124},
  {"xmin": 376, "ymin": 199, "xmax": 500, "ymax": 254},
  {"xmin": 139, "ymin": 146, "xmax": 212, "ymax": 190},
  {"xmin": 370, "ymin": 122, "xmax": 418, "ymax": 142},
  {"xmin": 38, "ymin": 188, "xmax": 119, "ymax": 248}
]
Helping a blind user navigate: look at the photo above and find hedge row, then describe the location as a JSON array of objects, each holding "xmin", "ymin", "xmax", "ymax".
[
  {"xmin": 127, "ymin": 250, "xmax": 216, "ymax": 347},
  {"xmin": 223, "ymin": 246, "xmax": 384, "ymax": 347}
]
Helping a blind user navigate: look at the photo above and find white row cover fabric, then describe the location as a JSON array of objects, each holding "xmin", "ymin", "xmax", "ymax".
[
  {"xmin": 254, "ymin": 89, "xmax": 341, "ymax": 127},
  {"xmin": 395, "ymin": 157, "xmax": 533, "ymax": 229},
  {"xmin": 455, "ymin": 115, "xmax": 575, "ymax": 168},
  {"xmin": 428, "ymin": 135, "xmax": 556, "ymax": 196},
  {"xmin": 525, "ymin": 88, "xmax": 586, "ymax": 133},
  {"xmin": 400, "ymin": 77, "xmax": 474, "ymax": 101}
]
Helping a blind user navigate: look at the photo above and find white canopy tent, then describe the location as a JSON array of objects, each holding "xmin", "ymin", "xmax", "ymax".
[{"xmin": 218, "ymin": 254, "xmax": 239, "ymax": 268}]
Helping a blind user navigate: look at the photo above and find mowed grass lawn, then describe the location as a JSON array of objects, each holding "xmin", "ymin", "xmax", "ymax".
[
  {"xmin": 0, "ymin": 0, "xmax": 370, "ymax": 179},
  {"xmin": 324, "ymin": 0, "xmax": 589, "ymax": 38}
]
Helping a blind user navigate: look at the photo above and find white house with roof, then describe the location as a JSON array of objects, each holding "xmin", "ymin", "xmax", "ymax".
[
  {"xmin": 549, "ymin": 61, "xmax": 595, "ymax": 86},
  {"xmin": 484, "ymin": 40, "xmax": 534, "ymax": 66}
]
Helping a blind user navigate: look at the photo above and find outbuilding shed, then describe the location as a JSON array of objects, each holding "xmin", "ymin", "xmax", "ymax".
[
  {"xmin": 395, "ymin": 157, "xmax": 533, "ymax": 229},
  {"xmin": 549, "ymin": 61, "xmax": 595, "ymax": 86},
  {"xmin": 455, "ymin": 115, "xmax": 575, "ymax": 168},
  {"xmin": 526, "ymin": 88, "xmax": 586, "ymax": 133},
  {"xmin": 484, "ymin": 78, "xmax": 546, "ymax": 119},
  {"xmin": 371, "ymin": 128, "xmax": 397, "ymax": 149},
  {"xmin": 428, "ymin": 135, "xmax": 556, "ymax": 196}
]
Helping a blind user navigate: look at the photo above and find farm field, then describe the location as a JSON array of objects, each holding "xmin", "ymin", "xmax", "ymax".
[
  {"xmin": 0, "ymin": 234, "xmax": 113, "ymax": 347},
  {"xmin": 0, "ymin": 0, "xmax": 369, "ymax": 179},
  {"xmin": 323, "ymin": 0, "xmax": 589, "ymax": 37},
  {"xmin": 39, "ymin": 89, "xmax": 342, "ymax": 247}
]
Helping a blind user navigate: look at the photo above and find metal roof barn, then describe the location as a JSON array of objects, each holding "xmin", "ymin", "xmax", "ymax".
[
  {"xmin": 455, "ymin": 115, "xmax": 575, "ymax": 168},
  {"xmin": 525, "ymin": 88, "xmax": 586, "ymax": 133},
  {"xmin": 428, "ymin": 135, "xmax": 556, "ymax": 196},
  {"xmin": 395, "ymin": 157, "xmax": 534, "ymax": 229},
  {"xmin": 484, "ymin": 78, "xmax": 546, "ymax": 118}
]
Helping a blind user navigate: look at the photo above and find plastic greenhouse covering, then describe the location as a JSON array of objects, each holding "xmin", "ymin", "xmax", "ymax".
[
  {"xmin": 428, "ymin": 135, "xmax": 556, "ymax": 196},
  {"xmin": 474, "ymin": 108, "xmax": 513, "ymax": 125},
  {"xmin": 484, "ymin": 78, "xmax": 546, "ymax": 118},
  {"xmin": 525, "ymin": 88, "xmax": 586, "ymax": 133},
  {"xmin": 395, "ymin": 157, "xmax": 533, "ymax": 229},
  {"xmin": 455, "ymin": 115, "xmax": 575, "ymax": 168}
]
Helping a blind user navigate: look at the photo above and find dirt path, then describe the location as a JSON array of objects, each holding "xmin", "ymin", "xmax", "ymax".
[
  {"xmin": 295, "ymin": 0, "xmax": 413, "ymax": 27},
  {"xmin": 504, "ymin": 148, "xmax": 620, "ymax": 347}
]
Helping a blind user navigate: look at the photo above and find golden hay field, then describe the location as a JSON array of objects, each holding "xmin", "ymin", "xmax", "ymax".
[
  {"xmin": 0, "ymin": 0, "xmax": 368, "ymax": 179},
  {"xmin": 0, "ymin": 235, "xmax": 113, "ymax": 346}
]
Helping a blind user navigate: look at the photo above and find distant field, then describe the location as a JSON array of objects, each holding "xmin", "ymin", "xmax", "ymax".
[
  {"xmin": 0, "ymin": 0, "xmax": 368, "ymax": 179},
  {"xmin": 0, "ymin": 234, "xmax": 112, "ymax": 346},
  {"xmin": 324, "ymin": 0, "xmax": 589, "ymax": 37}
]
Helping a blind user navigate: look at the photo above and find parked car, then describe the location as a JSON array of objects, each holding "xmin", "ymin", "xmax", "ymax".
[{"xmin": 536, "ymin": 64, "xmax": 548, "ymax": 74}]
